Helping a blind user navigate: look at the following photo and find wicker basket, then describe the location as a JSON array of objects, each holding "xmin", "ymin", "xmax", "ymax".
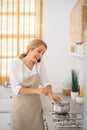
[{"xmin": 63, "ymin": 88, "xmax": 71, "ymax": 96}]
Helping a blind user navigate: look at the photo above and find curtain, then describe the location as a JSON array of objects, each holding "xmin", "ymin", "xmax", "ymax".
[{"xmin": 0, "ymin": 0, "xmax": 43, "ymax": 85}]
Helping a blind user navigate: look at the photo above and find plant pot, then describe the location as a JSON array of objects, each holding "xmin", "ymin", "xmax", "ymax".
[{"xmin": 71, "ymin": 91, "xmax": 78, "ymax": 100}]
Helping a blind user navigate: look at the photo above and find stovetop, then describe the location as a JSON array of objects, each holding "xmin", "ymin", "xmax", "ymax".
[{"xmin": 50, "ymin": 111, "xmax": 83, "ymax": 128}]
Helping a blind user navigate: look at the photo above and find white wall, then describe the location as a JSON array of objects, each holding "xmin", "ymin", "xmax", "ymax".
[{"xmin": 42, "ymin": 0, "xmax": 85, "ymax": 92}]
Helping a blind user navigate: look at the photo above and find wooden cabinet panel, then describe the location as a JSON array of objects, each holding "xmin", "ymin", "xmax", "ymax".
[{"xmin": 70, "ymin": 0, "xmax": 87, "ymax": 43}]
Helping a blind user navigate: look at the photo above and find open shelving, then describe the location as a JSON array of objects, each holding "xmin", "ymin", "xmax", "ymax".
[{"xmin": 69, "ymin": 52, "xmax": 87, "ymax": 59}]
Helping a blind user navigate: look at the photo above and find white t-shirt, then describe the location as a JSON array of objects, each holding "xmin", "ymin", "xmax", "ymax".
[{"xmin": 9, "ymin": 58, "xmax": 52, "ymax": 95}]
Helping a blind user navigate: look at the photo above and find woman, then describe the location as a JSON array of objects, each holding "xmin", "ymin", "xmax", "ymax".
[{"xmin": 9, "ymin": 39, "xmax": 61, "ymax": 130}]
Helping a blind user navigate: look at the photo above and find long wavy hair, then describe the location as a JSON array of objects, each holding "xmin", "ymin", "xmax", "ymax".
[{"xmin": 18, "ymin": 39, "xmax": 47, "ymax": 58}]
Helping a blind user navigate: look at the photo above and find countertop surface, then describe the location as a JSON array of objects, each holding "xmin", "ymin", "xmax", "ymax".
[{"xmin": 40, "ymin": 93, "xmax": 84, "ymax": 130}]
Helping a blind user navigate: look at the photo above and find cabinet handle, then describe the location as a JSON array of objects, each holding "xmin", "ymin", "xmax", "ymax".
[{"xmin": 7, "ymin": 122, "xmax": 11, "ymax": 126}]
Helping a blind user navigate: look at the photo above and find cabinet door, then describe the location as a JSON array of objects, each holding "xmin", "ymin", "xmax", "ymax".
[
  {"xmin": 70, "ymin": 1, "xmax": 87, "ymax": 43},
  {"xmin": 0, "ymin": 113, "xmax": 11, "ymax": 130}
]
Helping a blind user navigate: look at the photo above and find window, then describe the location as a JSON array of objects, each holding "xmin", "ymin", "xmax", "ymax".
[{"xmin": 0, "ymin": 0, "xmax": 43, "ymax": 85}]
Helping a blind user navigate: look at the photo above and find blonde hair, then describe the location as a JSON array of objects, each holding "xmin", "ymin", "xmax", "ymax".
[{"xmin": 19, "ymin": 39, "xmax": 47, "ymax": 58}]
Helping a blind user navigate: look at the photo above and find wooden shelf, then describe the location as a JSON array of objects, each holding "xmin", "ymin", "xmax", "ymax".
[{"xmin": 69, "ymin": 52, "xmax": 87, "ymax": 58}]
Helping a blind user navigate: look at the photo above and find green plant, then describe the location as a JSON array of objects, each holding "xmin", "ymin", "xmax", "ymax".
[{"xmin": 71, "ymin": 69, "xmax": 79, "ymax": 92}]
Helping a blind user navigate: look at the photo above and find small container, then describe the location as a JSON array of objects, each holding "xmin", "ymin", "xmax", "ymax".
[
  {"xmin": 76, "ymin": 43, "xmax": 82, "ymax": 54},
  {"xmin": 63, "ymin": 87, "xmax": 71, "ymax": 96},
  {"xmin": 52, "ymin": 101, "xmax": 70, "ymax": 113},
  {"xmin": 62, "ymin": 80, "xmax": 71, "ymax": 96},
  {"xmin": 70, "ymin": 45, "xmax": 76, "ymax": 52},
  {"xmin": 76, "ymin": 97, "xmax": 84, "ymax": 104},
  {"xmin": 79, "ymin": 86, "xmax": 84, "ymax": 97}
]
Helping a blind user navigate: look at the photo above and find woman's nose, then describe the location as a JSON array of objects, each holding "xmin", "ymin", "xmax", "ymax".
[{"xmin": 39, "ymin": 53, "xmax": 43, "ymax": 58}]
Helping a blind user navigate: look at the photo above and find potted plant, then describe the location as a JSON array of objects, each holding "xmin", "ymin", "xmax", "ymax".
[{"xmin": 71, "ymin": 69, "xmax": 79, "ymax": 99}]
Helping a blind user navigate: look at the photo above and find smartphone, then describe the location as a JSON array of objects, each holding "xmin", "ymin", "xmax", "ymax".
[{"xmin": 37, "ymin": 59, "xmax": 41, "ymax": 62}]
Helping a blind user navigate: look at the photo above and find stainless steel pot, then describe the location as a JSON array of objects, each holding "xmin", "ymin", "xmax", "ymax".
[{"xmin": 52, "ymin": 101, "xmax": 70, "ymax": 113}]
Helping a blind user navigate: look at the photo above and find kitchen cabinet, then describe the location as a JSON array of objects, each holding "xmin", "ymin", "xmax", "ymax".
[
  {"xmin": 0, "ymin": 87, "xmax": 13, "ymax": 130},
  {"xmin": 43, "ymin": 116, "xmax": 49, "ymax": 130},
  {"xmin": 0, "ymin": 112, "xmax": 11, "ymax": 130},
  {"xmin": 70, "ymin": 0, "xmax": 87, "ymax": 43}
]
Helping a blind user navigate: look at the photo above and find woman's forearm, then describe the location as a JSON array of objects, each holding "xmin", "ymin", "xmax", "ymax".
[
  {"xmin": 18, "ymin": 86, "xmax": 49, "ymax": 95},
  {"xmin": 45, "ymin": 85, "xmax": 54, "ymax": 95},
  {"xmin": 18, "ymin": 87, "xmax": 41, "ymax": 95}
]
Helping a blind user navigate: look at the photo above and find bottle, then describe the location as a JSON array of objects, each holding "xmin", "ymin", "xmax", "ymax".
[
  {"xmin": 70, "ymin": 44, "xmax": 76, "ymax": 53},
  {"xmin": 76, "ymin": 43, "xmax": 81, "ymax": 54},
  {"xmin": 79, "ymin": 86, "xmax": 84, "ymax": 97}
]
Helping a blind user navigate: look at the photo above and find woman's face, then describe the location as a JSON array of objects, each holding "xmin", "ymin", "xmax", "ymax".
[{"xmin": 29, "ymin": 45, "xmax": 46, "ymax": 63}]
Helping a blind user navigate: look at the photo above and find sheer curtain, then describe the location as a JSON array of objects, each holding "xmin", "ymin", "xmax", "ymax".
[{"xmin": 0, "ymin": 0, "xmax": 43, "ymax": 85}]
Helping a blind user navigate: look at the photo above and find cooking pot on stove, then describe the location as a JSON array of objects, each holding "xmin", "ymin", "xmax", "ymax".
[{"xmin": 52, "ymin": 101, "xmax": 70, "ymax": 113}]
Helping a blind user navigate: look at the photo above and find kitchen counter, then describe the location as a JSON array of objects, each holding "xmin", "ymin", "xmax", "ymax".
[{"xmin": 40, "ymin": 93, "xmax": 84, "ymax": 130}]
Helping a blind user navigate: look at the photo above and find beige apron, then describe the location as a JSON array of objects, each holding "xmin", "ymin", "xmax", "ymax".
[{"xmin": 10, "ymin": 73, "xmax": 45, "ymax": 130}]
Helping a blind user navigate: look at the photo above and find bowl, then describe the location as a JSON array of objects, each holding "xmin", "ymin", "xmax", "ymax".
[{"xmin": 76, "ymin": 97, "xmax": 84, "ymax": 104}]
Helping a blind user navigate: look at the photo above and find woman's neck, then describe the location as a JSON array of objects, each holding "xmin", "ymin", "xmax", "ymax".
[{"xmin": 23, "ymin": 57, "xmax": 35, "ymax": 70}]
